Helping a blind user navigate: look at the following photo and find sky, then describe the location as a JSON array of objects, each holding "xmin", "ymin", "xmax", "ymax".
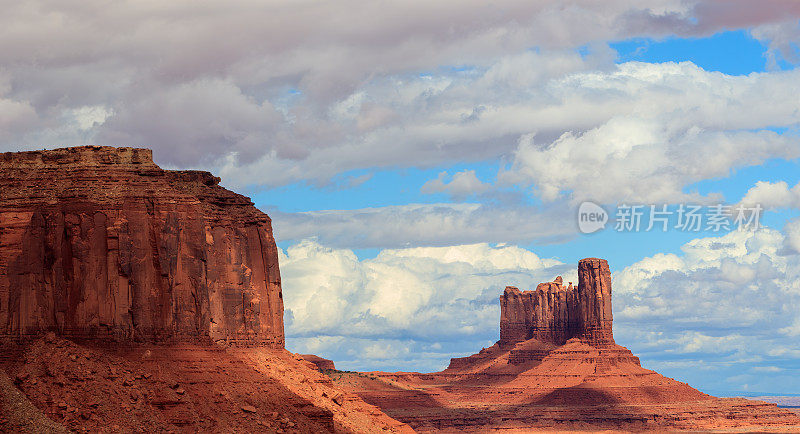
[{"xmin": 2, "ymin": 0, "xmax": 800, "ymax": 396}]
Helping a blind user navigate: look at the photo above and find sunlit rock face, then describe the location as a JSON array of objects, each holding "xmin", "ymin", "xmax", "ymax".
[
  {"xmin": 499, "ymin": 257, "xmax": 613, "ymax": 348},
  {"xmin": 0, "ymin": 146, "xmax": 284, "ymax": 347}
]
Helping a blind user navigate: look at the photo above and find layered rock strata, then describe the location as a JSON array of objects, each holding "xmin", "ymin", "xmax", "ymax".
[
  {"xmin": 0, "ymin": 146, "xmax": 283, "ymax": 347},
  {"xmin": 499, "ymin": 258, "xmax": 613, "ymax": 347},
  {"xmin": 301, "ymin": 354, "xmax": 337, "ymax": 371}
]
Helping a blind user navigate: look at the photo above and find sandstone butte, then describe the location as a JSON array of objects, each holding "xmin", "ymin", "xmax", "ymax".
[
  {"xmin": 333, "ymin": 259, "xmax": 800, "ymax": 432},
  {"xmin": 0, "ymin": 146, "xmax": 412, "ymax": 433}
]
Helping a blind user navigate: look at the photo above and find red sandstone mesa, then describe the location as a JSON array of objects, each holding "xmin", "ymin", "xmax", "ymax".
[
  {"xmin": 0, "ymin": 146, "xmax": 411, "ymax": 433},
  {"xmin": 335, "ymin": 258, "xmax": 800, "ymax": 432},
  {"xmin": 0, "ymin": 146, "xmax": 284, "ymax": 346}
]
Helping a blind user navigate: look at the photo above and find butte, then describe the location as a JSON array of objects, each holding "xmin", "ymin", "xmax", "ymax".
[{"xmin": 333, "ymin": 258, "xmax": 800, "ymax": 432}]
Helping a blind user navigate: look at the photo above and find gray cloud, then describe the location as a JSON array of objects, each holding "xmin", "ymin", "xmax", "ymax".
[
  {"xmin": 420, "ymin": 170, "xmax": 491, "ymax": 199},
  {"xmin": 2, "ymin": 1, "xmax": 800, "ymax": 185},
  {"xmin": 96, "ymin": 78, "xmax": 284, "ymax": 166},
  {"xmin": 270, "ymin": 202, "xmax": 576, "ymax": 249}
]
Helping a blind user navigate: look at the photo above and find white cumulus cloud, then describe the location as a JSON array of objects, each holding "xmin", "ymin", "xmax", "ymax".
[
  {"xmin": 498, "ymin": 62, "xmax": 800, "ymax": 204},
  {"xmin": 280, "ymin": 239, "xmax": 571, "ymax": 370},
  {"xmin": 614, "ymin": 228, "xmax": 800, "ymax": 392},
  {"xmin": 740, "ymin": 180, "xmax": 800, "ymax": 210}
]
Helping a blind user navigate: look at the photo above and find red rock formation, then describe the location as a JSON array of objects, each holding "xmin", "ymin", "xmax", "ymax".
[
  {"xmin": 300, "ymin": 354, "xmax": 336, "ymax": 371},
  {"xmin": 499, "ymin": 258, "xmax": 613, "ymax": 348},
  {"xmin": 576, "ymin": 257, "xmax": 614, "ymax": 345},
  {"xmin": 0, "ymin": 146, "xmax": 414, "ymax": 433},
  {"xmin": 0, "ymin": 146, "xmax": 283, "ymax": 347},
  {"xmin": 336, "ymin": 258, "xmax": 800, "ymax": 432}
]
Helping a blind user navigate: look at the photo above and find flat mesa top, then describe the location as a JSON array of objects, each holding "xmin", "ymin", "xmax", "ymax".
[
  {"xmin": 0, "ymin": 146, "xmax": 266, "ymax": 224},
  {"xmin": 0, "ymin": 145, "xmax": 155, "ymax": 168}
]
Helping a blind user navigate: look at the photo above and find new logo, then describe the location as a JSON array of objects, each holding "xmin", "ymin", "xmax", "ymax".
[{"xmin": 578, "ymin": 201, "xmax": 608, "ymax": 234}]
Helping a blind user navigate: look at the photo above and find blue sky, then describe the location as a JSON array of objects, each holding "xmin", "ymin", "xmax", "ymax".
[
  {"xmin": 3, "ymin": 1, "xmax": 800, "ymax": 396},
  {"xmin": 255, "ymin": 29, "xmax": 800, "ymax": 269},
  {"xmin": 259, "ymin": 29, "xmax": 800, "ymax": 396}
]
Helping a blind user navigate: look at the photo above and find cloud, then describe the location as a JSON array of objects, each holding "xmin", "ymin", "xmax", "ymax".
[
  {"xmin": 421, "ymin": 170, "xmax": 491, "ymax": 198},
  {"xmin": 782, "ymin": 217, "xmax": 800, "ymax": 254},
  {"xmin": 750, "ymin": 19, "xmax": 800, "ymax": 68},
  {"xmin": 270, "ymin": 202, "xmax": 577, "ymax": 249},
  {"xmin": 737, "ymin": 180, "xmax": 800, "ymax": 253},
  {"xmin": 740, "ymin": 180, "xmax": 800, "ymax": 210},
  {"xmin": 0, "ymin": 97, "xmax": 37, "ymax": 141},
  {"xmin": 280, "ymin": 239, "xmax": 570, "ymax": 371},
  {"xmin": 97, "ymin": 79, "xmax": 284, "ymax": 167},
  {"xmin": 498, "ymin": 62, "xmax": 800, "ymax": 204},
  {"xmin": 752, "ymin": 365, "xmax": 783, "ymax": 373},
  {"xmin": 613, "ymin": 227, "xmax": 800, "ymax": 392},
  {"xmin": 616, "ymin": 229, "xmax": 789, "ymax": 325},
  {"xmin": 779, "ymin": 317, "xmax": 800, "ymax": 337},
  {"xmin": 2, "ymin": 1, "xmax": 800, "ymax": 190},
  {"xmin": 217, "ymin": 59, "xmax": 800, "ymax": 192},
  {"xmin": 0, "ymin": 73, "xmax": 38, "ymax": 142}
]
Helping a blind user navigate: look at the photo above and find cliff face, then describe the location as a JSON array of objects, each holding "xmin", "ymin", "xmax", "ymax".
[
  {"xmin": 575, "ymin": 257, "xmax": 613, "ymax": 344},
  {"xmin": 499, "ymin": 258, "xmax": 613, "ymax": 347},
  {"xmin": 0, "ymin": 146, "xmax": 283, "ymax": 347}
]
